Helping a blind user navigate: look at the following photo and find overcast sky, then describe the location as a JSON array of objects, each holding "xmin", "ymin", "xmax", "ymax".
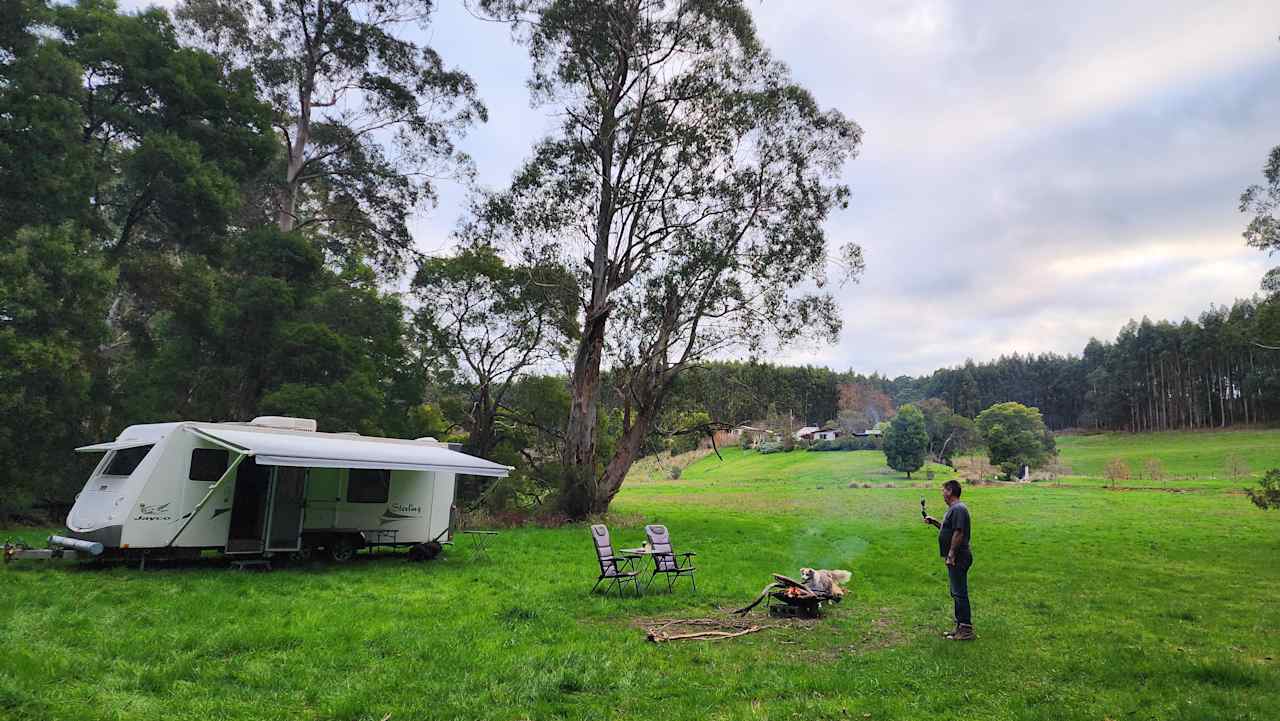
[{"xmin": 126, "ymin": 1, "xmax": 1280, "ymax": 376}]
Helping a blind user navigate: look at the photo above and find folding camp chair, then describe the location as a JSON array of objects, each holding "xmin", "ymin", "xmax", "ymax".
[
  {"xmin": 643, "ymin": 524, "xmax": 697, "ymax": 593},
  {"xmin": 589, "ymin": 524, "xmax": 642, "ymax": 597}
]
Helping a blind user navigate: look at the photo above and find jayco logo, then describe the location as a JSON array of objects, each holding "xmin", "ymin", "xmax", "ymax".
[
  {"xmin": 391, "ymin": 503, "xmax": 421, "ymax": 515},
  {"xmin": 134, "ymin": 502, "xmax": 172, "ymax": 521}
]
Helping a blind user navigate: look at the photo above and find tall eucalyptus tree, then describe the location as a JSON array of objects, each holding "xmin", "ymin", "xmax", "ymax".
[
  {"xmin": 475, "ymin": 0, "xmax": 863, "ymax": 516},
  {"xmin": 178, "ymin": 0, "xmax": 485, "ymax": 269}
]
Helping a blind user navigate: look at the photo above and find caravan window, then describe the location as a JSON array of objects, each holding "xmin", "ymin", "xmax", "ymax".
[
  {"xmin": 189, "ymin": 448, "xmax": 230, "ymax": 482},
  {"xmin": 103, "ymin": 445, "xmax": 154, "ymax": 476},
  {"xmin": 347, "ymin": 469, "xmax": 390, "ymax": 503}
]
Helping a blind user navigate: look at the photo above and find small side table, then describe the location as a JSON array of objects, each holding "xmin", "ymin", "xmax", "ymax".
[{"xmin": 462, "ymin": 530, "xmax": 498, "ymax": 560}]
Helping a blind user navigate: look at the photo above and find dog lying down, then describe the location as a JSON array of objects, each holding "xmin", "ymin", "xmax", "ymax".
[{"xmin": 800, "ymin": 567, "xmax": 852, "ymax": 598}]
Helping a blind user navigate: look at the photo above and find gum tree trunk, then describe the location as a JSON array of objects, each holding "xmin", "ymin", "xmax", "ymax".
[{"xmin": 559, "ymin": 309, "xmax": 609, "ymax": 517}]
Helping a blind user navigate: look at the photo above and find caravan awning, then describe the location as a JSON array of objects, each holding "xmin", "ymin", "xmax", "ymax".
[
  {"xmin": 188, "ymin": 427, "xmax": 512, "ymax": 477},
  {"xmin": 75, "ymin": 439, "xmax": 154, "ymax": 453}
]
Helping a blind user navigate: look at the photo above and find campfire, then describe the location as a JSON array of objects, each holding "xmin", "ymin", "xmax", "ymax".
[{"xmin": 733, "ymin": 574, "xmax": 843, "ymax": 619}]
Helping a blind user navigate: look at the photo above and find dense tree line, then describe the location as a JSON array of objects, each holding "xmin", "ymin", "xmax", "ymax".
[
  {"xmin": 652, "ymin": 295, "xmax": 1280, "ymax": 435},
  {"xmin": 924, "ymin": 300, "xmax": 1280, "ymax": 431},
  {"xmin": 657, "ymin": 363, "xmax": 903, "ymax": 434}
]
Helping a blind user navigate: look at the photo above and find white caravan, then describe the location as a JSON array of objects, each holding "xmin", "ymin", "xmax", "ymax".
[{"xmin": 60, "ymin": 416, "xmax": 510, "ymax": 562}]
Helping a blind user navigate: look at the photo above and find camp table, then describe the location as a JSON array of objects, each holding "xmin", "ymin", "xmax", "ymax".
[
  {"xmin": 462, "ymin": 530, "xmax": 498, "ymax": 560},
  {"xmin": 363, "ymin": 528, "xmax": 399, "ymax": 553}
]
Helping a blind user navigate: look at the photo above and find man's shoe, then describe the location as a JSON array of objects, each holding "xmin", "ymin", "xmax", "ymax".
[
  {"xmin": 949, "ymin": 624, "xmax": 976, "ymax": 641},
  {"xmin": 942, "ymin": 625, "xmax": 959, "ymax": 639}
]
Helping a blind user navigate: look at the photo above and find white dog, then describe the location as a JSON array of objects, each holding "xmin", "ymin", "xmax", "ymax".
[{"xmin": 800, "ymin": 567, "xmax": 852, "ymax": 598}]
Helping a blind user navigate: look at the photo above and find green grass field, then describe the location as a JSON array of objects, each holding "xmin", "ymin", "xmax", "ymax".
[
  {"xmin": 1055, "ymin": 429, "xmax": 1280, "ymax": 488},
  {"xmin": 3, "ymin": 435, "xmax": 1280, "ymax": 720}
]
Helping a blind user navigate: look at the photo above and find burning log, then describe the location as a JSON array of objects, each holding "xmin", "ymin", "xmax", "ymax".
[{"xmin": 732, "ymin": 573, "xmax": 843, "ymax": 618}]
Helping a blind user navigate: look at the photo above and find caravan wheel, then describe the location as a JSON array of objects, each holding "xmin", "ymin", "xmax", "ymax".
[{"xmin": 328, "ymin": 536, "xmax": 358, "ymax": 563}]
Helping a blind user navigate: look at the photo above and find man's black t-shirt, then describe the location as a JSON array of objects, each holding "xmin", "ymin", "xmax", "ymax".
[{"xmin": 938, "ymin": 501, "xmax": 971, "ymax": 558}]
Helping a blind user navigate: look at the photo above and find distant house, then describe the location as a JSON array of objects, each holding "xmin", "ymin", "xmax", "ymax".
[
  {"xmin": 730, "ymin": 425, "xmax": 772, "ymax": 447},
  {"xmin": 793, "ymin": 426, "xmax": 820, "ymax": 441},
  {"xmin": 853, "ymin": 428, "xmax": 882, "ymax": 437},
  {"xmin": 794, "ymin": 426, "xmax": 842, "ymax": 441}
]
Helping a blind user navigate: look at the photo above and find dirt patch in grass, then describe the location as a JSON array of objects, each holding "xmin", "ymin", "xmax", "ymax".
[
  {"xmin": 624, "ymin": 610, "xmax": 825, "ymax": 647},
  {"xmin": 628, "ymin": 610, "xmax": 821, "ymax": 634},
  {"xmin": 622, "ymin": 606, "xmax": 908, "ymax": 658}
]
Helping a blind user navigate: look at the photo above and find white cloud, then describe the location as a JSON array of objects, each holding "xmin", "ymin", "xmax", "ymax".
[{"xmin": 105, "ymin": 0, "xmax": 1280, "ymax": 378}]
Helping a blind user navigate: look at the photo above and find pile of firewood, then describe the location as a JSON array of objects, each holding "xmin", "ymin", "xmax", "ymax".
[{"xmin": 644, "ymin": 618, "xmax": 765, "ymax": 643}]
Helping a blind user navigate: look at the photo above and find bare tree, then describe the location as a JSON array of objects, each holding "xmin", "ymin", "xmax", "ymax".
[
  {"xmin": 1143, "ymin": 457, "xmax": 1165, "ymax": 487},
  {"xmin": 1104, "ymin": 458, "xmax": 1131, "ymax": 488},
  {"xmin": 1225, "ymin": 453, "xmax": 1250, "ymax": 481}
]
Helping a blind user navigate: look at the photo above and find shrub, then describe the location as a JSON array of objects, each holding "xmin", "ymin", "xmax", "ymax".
[
  {"xmin": 1104, "ymin": 458, "xmax": 1131, "ymax": 487},
  {"xmin": 738, "ymin": 433, "xmax": 752, "ymax": 450},
  {"xmin": 1247, "ymin": 468, "xmax": 1280, "ymax": 509},
  {"xmin": 667, "ymin": 465, "xmax": 682, "ymax": 480},
  {"xmin": 955, "ymin": 455, "xmax": 996, "ymax": 483},
  {"xmin": 531, "ymin": 510, "xmax": 571, "ymax": 528},
  {"xmin": 806, "ymin": 435, "xmax": 879, "ymax": 451},
  {"xmin": 758, "ymin": 441, "xmax": 784, "ymax": 454}
]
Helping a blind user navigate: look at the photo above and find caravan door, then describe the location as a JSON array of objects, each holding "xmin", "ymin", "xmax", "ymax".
[
  {"xmin": 227, "ymin": 457, "xmax": 270, "ymax": 553},
  {"xmin": 265, "ymin": 467, "xmax": 307, "ymax": 552},
  {"xmin": 304, "ymin": 468, "xmax": 341, "ymax": 529}
]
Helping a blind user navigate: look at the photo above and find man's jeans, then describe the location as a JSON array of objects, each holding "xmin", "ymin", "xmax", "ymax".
[{"xmin": 946, "ymin": 551, "xmax": 973, "ymax": 626}]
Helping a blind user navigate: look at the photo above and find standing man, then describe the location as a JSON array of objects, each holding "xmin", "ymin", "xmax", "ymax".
[{"xmin": 923, "ymin": 480, "xmax": 974, "ymax": 640}]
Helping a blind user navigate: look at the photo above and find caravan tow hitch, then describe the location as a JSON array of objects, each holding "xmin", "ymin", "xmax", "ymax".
[{"xmin": 4, "ymin": 536, "xmax": 104, "ymax": 563}]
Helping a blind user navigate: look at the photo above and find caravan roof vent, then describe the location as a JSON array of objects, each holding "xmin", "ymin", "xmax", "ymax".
[
  {"xmin": 415, "ymin": 437, "xmax": 438, "ymax": 443},
  {"xmin": 249, "ymin": 416, "xmax": 318, "ymax": 432}
]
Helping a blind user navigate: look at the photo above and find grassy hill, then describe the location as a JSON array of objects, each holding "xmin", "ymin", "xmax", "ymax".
[
  {"xmin": 1055, "ymin": 429, "xmax": 1280, "ymax": 487},
  {"xmin": 662, "ymin": 447, "xmax": 955, "ymax": 486},
  {"xmin": 3, "ymin": 434, "xmax": 1279, "ymax": 720}
]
